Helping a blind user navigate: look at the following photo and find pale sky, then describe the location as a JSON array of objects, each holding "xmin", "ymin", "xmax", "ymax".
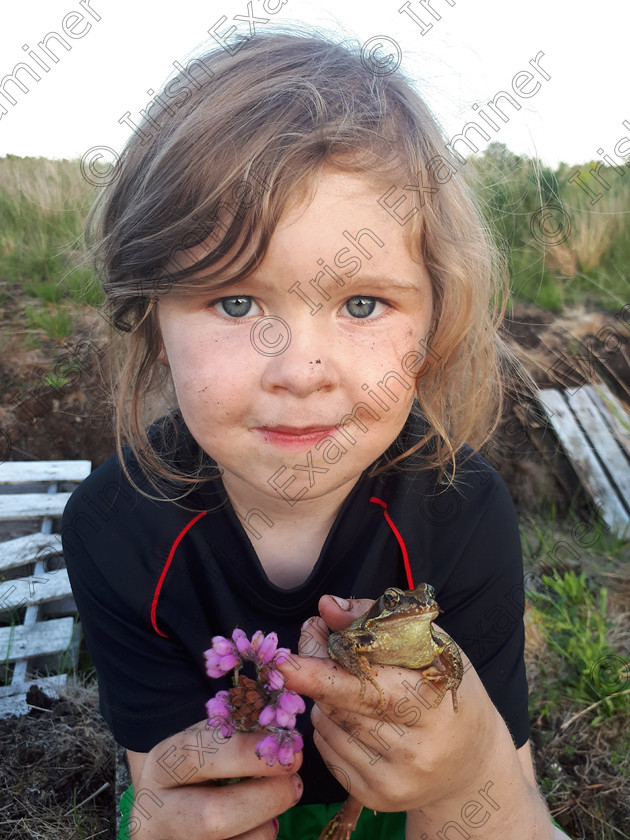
[{"xmin": 0, "ymin": 0, "xmax": 626, "ymax": 169}]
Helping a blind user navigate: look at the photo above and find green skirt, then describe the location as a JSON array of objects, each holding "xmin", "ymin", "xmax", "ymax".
[{"xmin": 117, "ymin": 783, "xmax": 406, "ymax": 839}]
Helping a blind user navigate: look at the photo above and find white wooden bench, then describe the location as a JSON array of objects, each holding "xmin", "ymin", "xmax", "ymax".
[
  {"xmin": 537, "ymin": 382, "xmax": 630, "ymax": 538},
  {"xmin": 0, "ymin": 460, "xmax": 91, "ymax": 717}
]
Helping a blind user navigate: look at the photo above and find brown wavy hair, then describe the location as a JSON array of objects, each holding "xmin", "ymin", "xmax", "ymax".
[{"xmin": 86, "ymin": 25, "xmax": 517, "ymax": 499}]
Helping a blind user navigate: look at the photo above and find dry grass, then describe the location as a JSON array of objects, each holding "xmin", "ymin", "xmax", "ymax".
[{"xmin": 0, "ymin": 681, "xmax": 116, "ymax": 840}]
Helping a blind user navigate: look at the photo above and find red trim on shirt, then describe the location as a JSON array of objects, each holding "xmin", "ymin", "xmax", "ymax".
[
  {"xmin": 369, "ymin": 496, "xmax": 414, "ymax": 589},
  {"xmin": 151, "ymin": 510, "xmax": 208, "ymax": 637}
]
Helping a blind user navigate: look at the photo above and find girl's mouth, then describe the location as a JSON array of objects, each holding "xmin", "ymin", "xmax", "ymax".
[{"xmin": 254, "ymin": 425, "xmax": 337, "ymax": 449}]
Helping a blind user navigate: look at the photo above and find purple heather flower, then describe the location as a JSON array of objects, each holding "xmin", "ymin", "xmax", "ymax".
[
  {"xmin": 205, "ymin": 628, "xmax": 306, "ymax": 763},
  {"xmin": 206, "ymin": 691, "xmax": 235, "ymax": 738},
  {"xmin": 212, "ymin": 635, "xmax": 237, "ymax": 656},
  {"xmin": 258, "ymin": 690, "xmax": 305, "ymax": 730},
  {"xmin": 255, "ymin": 729, "xmax": 304, "ymax": 767},
  {"xmin": 251, "ymin": 630, "xmax": 279, "ymax": 666},
  {"xmin": 232, "ymin": 628, "xmax": 252, "ymax": 656},
  {"xmin": 277, "ymin": 737, "xmax": 299, "ymax": 767},
  {"xmin": 277, "ymin": 690, "xmax": 305, "ymax": 727},
  {"xmin": 262, "ymin": 667, "xmax": 285, "ymax": 691},
  {"xmin": 274, "ymin": 647, "xmax": 291, "ymax": 664},
  {"xmin": 255, "ymin": 733, "xmax": 280, "ymax": 766},
  {"xmin": 258, "ymin": 704, "xmax": 277, "ymax": 727},
  {"xmin": 204, "ymin": 647, "xmax": 241, "ymax": 678}
]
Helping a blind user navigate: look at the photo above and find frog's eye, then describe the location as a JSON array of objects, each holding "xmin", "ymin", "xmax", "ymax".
[{"xmin": 383, "ymin": 589, "xmax": 400, "ymax": 609}]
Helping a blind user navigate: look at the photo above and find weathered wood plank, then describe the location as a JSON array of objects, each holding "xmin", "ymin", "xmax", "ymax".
[
  {"xmin": 587, "ymin": 383, "xmax": 630, "ymax": 460},
  {"xmin": 0, "ymin": 533, "xmax": 63, "ymax": 572},
  {"xmin": 0, "ymin": 617, "xmax": 75, "ymax": 662},
  {"xmin": 0, "ymin": 461, "xmax": 91, "ymax": 485},
  {"xmin": 537, "ymin": 388, "xmax": 629, "ymax": 535},
  {"xmin": 0, "ymin": 673, "xmax": 66, "ymax": 699},
  {"xmin": 0, "ymin": 569, "xmax": 73, "ymax": 613},
  {"xmin": 0, "ymin": 493, "xmax": 72, "ymax": 521},
  {"xmin": 0, "ymin": 675, "xmax": 67, "ymax": 718},
  {"xmin": 566, "ymin": 388, "xmax": 630, "ymax": 509}
]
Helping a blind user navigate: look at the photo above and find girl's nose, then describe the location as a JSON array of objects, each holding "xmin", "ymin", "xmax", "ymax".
[{"xmin": 258, "ymin": 324, "xmax": 341, "ymax": 397}]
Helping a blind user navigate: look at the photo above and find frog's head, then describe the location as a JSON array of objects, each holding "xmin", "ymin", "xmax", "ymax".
[{"xmin": 363, "ymin": 582, "xmax": 440, "ymax": 625}]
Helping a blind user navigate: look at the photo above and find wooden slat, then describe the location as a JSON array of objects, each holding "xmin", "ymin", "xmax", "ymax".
[
  {"xmin": 566, "ymin": 388, "xmax": 630, "ymax": 508},
  {"xmin": 538, "ymin": 388, "xmax": 629, "ymax": 535},
  {"xmin": 587, "ymin": 383, "xmax": 630, "ymax": 459},
  {"xmin": 0, "ymin": 673, "xmax": 66, "ymax": 699},
  {"xmin": 0, "ymin": 460, "xmax": 91, "ymax": 485},
  {"xmin": 0, "ymin": 617, "xmax": 75, "ymax": 662},
  {"xmin": 0, "ymin": 674, "xmax": 67, "ymax": 718},
  {"xmin": 0, "ymin": 533, "xmax": 63, "ymax": 572},
  {"xmin": 0, "ymin": 569, "xmax": 73, "ymax": 612},
  {"xmin": 0, "ymin": 492, "xmax": 72, "ymax": 521}
]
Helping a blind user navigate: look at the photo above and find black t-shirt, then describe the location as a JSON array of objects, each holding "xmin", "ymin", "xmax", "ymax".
[{"xmin": 61, "ymin": 414, "xmax": 529, "ymax": 805}]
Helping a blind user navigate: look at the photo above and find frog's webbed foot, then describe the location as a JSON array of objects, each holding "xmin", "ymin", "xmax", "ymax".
[{"xmin": 318, "ymin": 795, "xmax": 364, "ymax": 840}]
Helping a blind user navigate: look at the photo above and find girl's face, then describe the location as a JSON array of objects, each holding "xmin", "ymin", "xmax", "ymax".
[{"xmin": 157, "ymin": 170, "xmax": 434, "ymax": 510}]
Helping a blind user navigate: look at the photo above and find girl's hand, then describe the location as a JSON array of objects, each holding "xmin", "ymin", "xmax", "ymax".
[
  {"xmin": 125, "ymin": 723, "xmax": 303, "ymax": 840},
  {"xmin": 279, "ymin": 595, "xmax": 551, "ymax": 838}
]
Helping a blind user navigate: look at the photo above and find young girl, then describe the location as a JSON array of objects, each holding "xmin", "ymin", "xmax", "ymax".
[{"xmin": 62, "ymin": 26, "xmax": 567, "ymax": 840}]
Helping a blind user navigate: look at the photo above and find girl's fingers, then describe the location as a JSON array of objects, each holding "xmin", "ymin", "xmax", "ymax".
[
  {"xmin": 146, "ymin": 722, "xmax": 302, "ymax": 787},
  {"xmin": 231, "ymin": 820, "xmax": 280, "ymax": 840},
  {"xmin": 194, "ymin": 774, "xmax": 301, "ymax": 839},
  {"xmin": 298, "ymin": 616, "xmax": 329, "ymax": 657},
  {"xmin": 279, "ymin": 653, "xmax": 428, "ymax": 714},
  {"xmin": 317, "ymin": 596, "xmax": 375, "ymax": 633},
  {"xmin": 132, "ymin": 772, "xmax": 300, "ymax": 840}
]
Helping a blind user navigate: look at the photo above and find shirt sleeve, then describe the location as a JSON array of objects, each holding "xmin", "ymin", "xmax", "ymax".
[
  {"xmin": 404, "ymin": 456, "xmax": 530, "ymax": 748},
  {"xmin": 439, "ymin": 463, "xmax": 530, "ymax": 748},
  {"xmin": 61, "ymin": 460, "xmax": 212, "ymax": 752}
]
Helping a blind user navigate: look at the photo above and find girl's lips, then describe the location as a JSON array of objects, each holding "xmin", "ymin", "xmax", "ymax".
[{"xmin": 253, "ymin": 425, "xmax": 337, "ymax": 449}]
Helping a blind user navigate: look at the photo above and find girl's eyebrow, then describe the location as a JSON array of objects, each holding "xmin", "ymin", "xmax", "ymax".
[
  {"xmin": 339, "ymin": 274, "xmax": 422, "ymax": 292},
  {"xmin": 194, "ymin": 272, "xmax": 423, "ymax": 294}
]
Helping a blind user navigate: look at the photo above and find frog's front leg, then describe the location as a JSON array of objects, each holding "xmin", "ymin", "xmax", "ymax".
[
  {"xmin": 327, "ymin": 632, "xmax": 386, "ymax": 707},
  {"xmin": 318, "ymin": 795, "xmax": 364, "ymax": 840},
  {"xmin": 423, "ymin": 630, "xmax": 463, "ymax": 711}
]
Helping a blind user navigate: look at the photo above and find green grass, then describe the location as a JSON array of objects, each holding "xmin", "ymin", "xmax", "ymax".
[
  {"xmin": 26, "ymin": 305, "xmax": 73, "ymax": 341},
  {"xmin": 1, "ymin": 149, "xmax": 629, "ymax": 319},
  {"xmin": 529, "ymin": 570, "xmax": 627, "ymax": 722},
  {"xmin": 467, "ymin": 144, "xmax": 630, "ymax": 312},
  {"xmin": 0, "ymin": 155, "xmax": 103, "ymax": 310}
]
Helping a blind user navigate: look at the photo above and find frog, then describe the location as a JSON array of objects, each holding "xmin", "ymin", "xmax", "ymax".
[{"xmin": 318, "ymin": 582, "xmax": 463, "ymax": 840}]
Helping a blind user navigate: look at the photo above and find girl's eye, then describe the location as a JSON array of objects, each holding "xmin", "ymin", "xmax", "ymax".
[
  {"xmin": 214, "ymin": 296, "xmax": 259, "ymax": 318},
  {"xmin": 343, "ymin": 297, "xmax": 386, "ymax": 319}
]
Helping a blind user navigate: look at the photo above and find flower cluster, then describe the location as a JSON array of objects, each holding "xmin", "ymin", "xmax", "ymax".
[{"xmin": 204, "ymin": 629, "xmax": 305, "ymax": 766}]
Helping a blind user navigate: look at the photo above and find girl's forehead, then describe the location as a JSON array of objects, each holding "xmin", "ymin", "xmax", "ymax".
[{"xmin": 164, "ymin": 166, "xmax": 420, "ymax": 292}]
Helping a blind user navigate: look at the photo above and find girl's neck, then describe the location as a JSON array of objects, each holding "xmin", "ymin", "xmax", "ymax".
[{"xmin": 220, "ymin": 472, "xmax": 362, "ymax": 588}]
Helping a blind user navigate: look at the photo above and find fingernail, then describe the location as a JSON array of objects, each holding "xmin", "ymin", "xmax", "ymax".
[
  {"xmin": 292, "ymin": 773, "xmax": 303, "ymax": 802},
  {"xmin": 331, "ymin": 595, "xmax": 350, "ymax": 610}
]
